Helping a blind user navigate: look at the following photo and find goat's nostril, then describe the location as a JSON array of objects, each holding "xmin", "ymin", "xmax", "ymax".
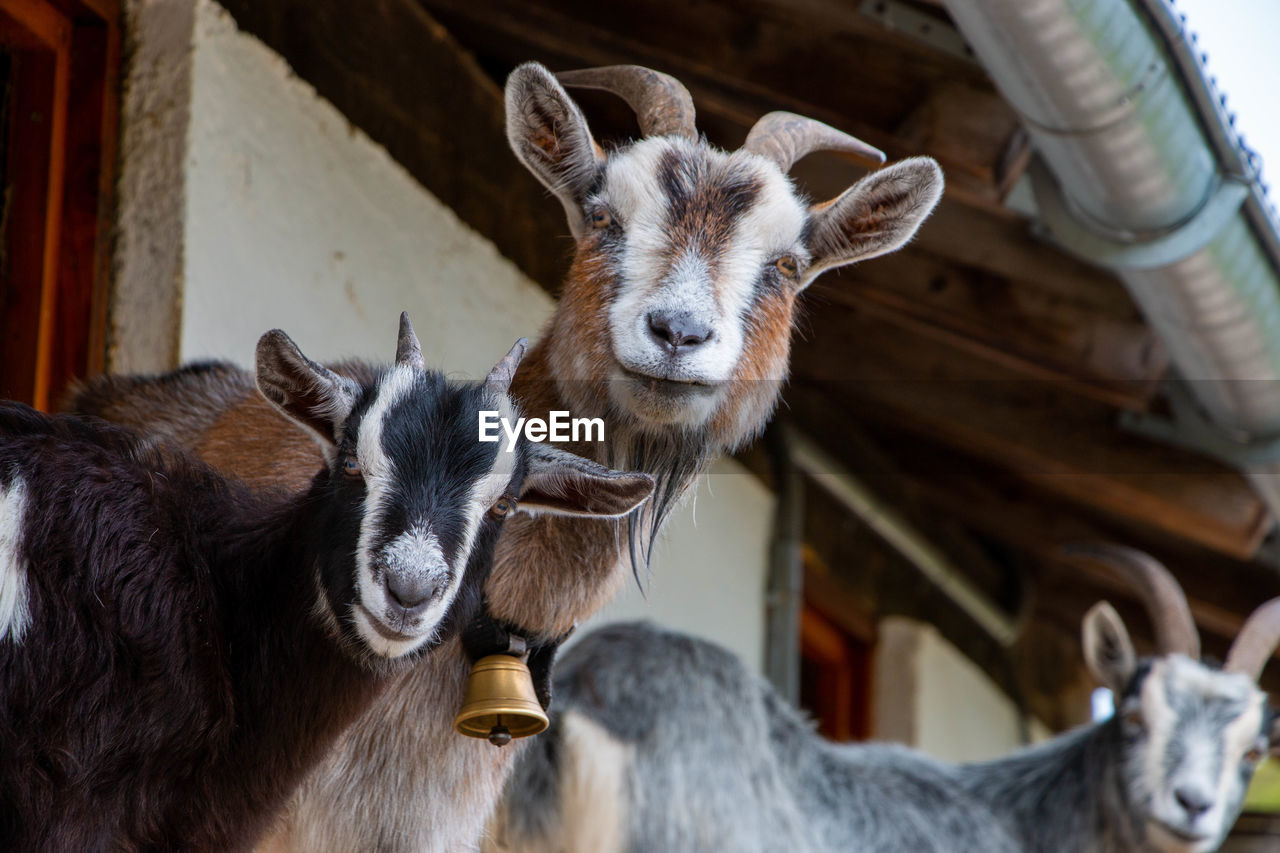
[
  {"xmin": 647, "ymin": 311, "xmax": 713, "ymax": 351},
  {"xmin": 1174, "ymin": 786, "xmax": 1212, "ymax": 819},
  {"xmin": 384, "ymin": 573, "xmax": 432, "ymax": 612}
]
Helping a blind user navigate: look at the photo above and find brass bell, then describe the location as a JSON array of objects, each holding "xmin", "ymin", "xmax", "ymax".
[{"xmin": 454, "ymin": 654, "xmax": 549, "ymax": 746}]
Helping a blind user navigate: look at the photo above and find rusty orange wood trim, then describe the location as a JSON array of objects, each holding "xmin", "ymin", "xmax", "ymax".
[
  {"xmin": 0, "ymin": 0, "xmax": 69, "ymax": 49},
  {"xmin": 31, "ymin": 32, "xmax": 71, "ymax": 410},
  {"xmin": 87, "ymin": 2, "xmax": 121, "ymax": 377}
]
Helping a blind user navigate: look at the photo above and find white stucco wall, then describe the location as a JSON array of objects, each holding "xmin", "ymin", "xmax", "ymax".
[
  {"xmin": 872, "ymin": 617, "xmax": 1047, "ymax": 762},
  {"xmin": 181, "ymin": 1, "xmax": 548, "ymax": 376},
  {"xmin": 173, "ymin": 0, "xmax": 773, "ymax": 669},
  {"xmin": 591, "ymin": 458, "xmax": 773, "ymax": 670}
]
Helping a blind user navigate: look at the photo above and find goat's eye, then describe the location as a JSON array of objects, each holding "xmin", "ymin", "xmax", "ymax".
[
  {"xmin": 590, "ymin": 208, "xmax": 612, "ymax": 230},
  {"xmin": 342, "ymin": 457, "xmax": 362, "ymax": 478},
  {"xmin": 491, "ymin": 495, "xmax": 517, "ymax": 518},
  {"xmin": 1245, "ymin": 743, "xmax": 1266, "ymax": 764},
  {"xmin": 775, "ymin": 255, "xmax": 799, "ymax": 278},
  {"xmin": 1123, "ymin": 709, "xmax": 1144, "ymax": 729}
]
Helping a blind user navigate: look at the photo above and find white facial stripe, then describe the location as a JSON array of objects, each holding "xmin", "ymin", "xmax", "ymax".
[
  {"xmin": 0, "ymin": 476, "xmax": 30, "ymax": 645},
  {"xmin": 355, "ymin": 365, "xmax": 417, "ymax": 481},
  {"xmin": 713, "ymin": 160, "xmax": 807, "ymax": 381},
  {"xmin": 1212, "ymin": 674, "xmax": 1265, "ymax": 825},
  {"xmin": 1175, "ymin": 733, "xmax": 1218, "ymax": 815},
  {"xmin": 351, "ymin": 365, "xmax": 421, "ymax": 657},
  {"xmin": 453, "ymin": 393, "xmax": 519, "ymax": 582},
  {"xmin": 604, "ymin": 141, "xmax": 669, "ymax": 234},
  {"xmin": 607, "ymin": 142, "xmax": 684, "ymax": 380},
  {"xmin": 1141, "ymin": 662, "xmax": 1179, "ymax": 800},
  {"xmin": 736, "ymin": 152, "xmax": 811, "ymax": 258}
]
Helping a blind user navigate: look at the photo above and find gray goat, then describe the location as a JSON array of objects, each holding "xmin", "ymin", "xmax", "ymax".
[
  {"xmin": 486, "ymin": 621, "xmax": 1019, "ymax": 853},
  {"xmin": 488, "ymin": 546, "xmax": 1280, "ymax": 853}
]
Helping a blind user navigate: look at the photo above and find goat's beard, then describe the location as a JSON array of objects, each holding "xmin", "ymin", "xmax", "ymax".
[
  {"xmin": 595, "ymin": 385, "xmax": 782, "ymax": 580},
  {"xmin": 544, "ymin": 328, "xmax": 787, "ymax": 579},
  {"xmin": 608, "ymin": 423, "xmax": 715, "ymax": 581}
]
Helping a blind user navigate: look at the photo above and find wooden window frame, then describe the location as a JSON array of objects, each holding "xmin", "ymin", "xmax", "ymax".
[
  {"xmin": 799, "ymin": 548, "xmax": 877, "ymax": 743},
  {"xmin": 801, "ymin": 603, "xmax": 874, "ymax": 742},
  {"xmin": 1, "ymin": 0, "xmax": 118, "ymax": 410}
]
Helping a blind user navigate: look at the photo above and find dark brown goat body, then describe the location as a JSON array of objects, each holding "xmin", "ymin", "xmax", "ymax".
[{"xmin": 0, "ymin": 404, "xmax": 384, "ymax": 850}]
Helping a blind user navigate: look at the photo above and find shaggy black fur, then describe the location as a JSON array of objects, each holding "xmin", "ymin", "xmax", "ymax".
[{"xmin": 0, "ymin": 392, "xmax": 506, "ymax": 850}]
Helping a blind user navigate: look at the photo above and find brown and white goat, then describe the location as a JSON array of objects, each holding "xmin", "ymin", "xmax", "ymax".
[{"xmin": 66, "ymin": 64, "xmax": 943, "ymax": 852}]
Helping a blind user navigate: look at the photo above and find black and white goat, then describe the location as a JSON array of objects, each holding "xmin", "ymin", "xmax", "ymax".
[
  {"xmin": 0, "ymin": 315, "xmax": 651, "ymax": 850},
  {"xmin": 490, "ymin": 546, "xmax": 1280, "ymax": 853}
]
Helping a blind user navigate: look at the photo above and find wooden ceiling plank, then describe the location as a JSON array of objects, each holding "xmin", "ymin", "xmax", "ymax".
[
  {"xmin": 787, "ymin": 414, "xmax": 1019, "ymax": 607},
  {"xmin": 847, "ymin": 420, "xmax": 1280, "ymax": 629},
  {"xmin": 788, "ymin": 311, "xmax": 1271, "ymax": 558},
  {"xmin": 790, "ymin": 408, "xmax": 1280, "ymax": 698},
  {"xmin": 420, "ymin": 0, "xmax": 1016, "ymax": 211},
  {"xmin": 810, "ymin": 247, "xmax": 1168, "ymax": 405}
]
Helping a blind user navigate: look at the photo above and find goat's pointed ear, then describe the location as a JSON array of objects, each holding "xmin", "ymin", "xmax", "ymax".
[
  {"xmin": 1082, "ymin": 602, "xmax": 1138, "ymax": 694},
  {"xmin": 802, "ymin": 157, "xmax": 943, "ymax": 288},
  {"xmin": 505, "ymin": 62, "xmax": 603, "ymax": 238},
  {"xmin": 256, "ymin": 329, "xmax": 360, "ymax": 454},
  {"xmin": 518, "ymin": 444, "xmax": 654, "ymax": 518}
]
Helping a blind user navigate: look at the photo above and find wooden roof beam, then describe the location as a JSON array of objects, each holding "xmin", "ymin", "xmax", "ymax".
[
  {"xmin": 421, "ymin": 0, "xmax": 1020, "ymax": 212},
  {"xmin": 787, "ymin": 313, "xmax": 1272, "ymax": 559}
]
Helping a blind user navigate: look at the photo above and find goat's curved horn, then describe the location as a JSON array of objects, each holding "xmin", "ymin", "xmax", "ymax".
[
  {"xmin": 486, "ymin": 338, "xmax": 529, "ymax": 394},
  {"xmin": 1225, "ymin": 598, "xmax": 1280, "ymax": 681},
  {"xmin": 743, "ymin": 112, "xmax": 885, "ymax": 172},
  {"xmin": 396, "ymin": 312, "xmax": 425, "ymax": 371},
  {"xmin": 556, "ymin": 65, "xmax": 696, "ymax": 140},
  {"xmin": 1063, "ymin": 543, "xmax": 1201, "ymax": 660}
]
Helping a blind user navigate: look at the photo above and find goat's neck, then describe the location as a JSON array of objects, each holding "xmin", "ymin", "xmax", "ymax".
[
  {"xmin": 508, "ymin": 342, "xmax": 610, "ymax": 465},
  {"xmin": 487, "ymin": 342, "xmax": 718, "ymax": 640},
  {"xmin": 198, "ymin": 483, "xmax": 387, "ymax": 844},
  {"xmin": 957, "ymin": 720, "xmax": 1140, "ymax": 852}
]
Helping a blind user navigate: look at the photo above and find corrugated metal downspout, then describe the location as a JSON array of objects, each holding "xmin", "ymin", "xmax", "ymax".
[{"xmin": 943, "ymin": 0, "xmax": 1280, "ymax": 529}]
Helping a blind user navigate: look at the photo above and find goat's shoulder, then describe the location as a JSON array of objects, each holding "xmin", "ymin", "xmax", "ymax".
[
  {"xmin": 0, "ymin": 402, "xmax": 273, "ymax": 612},
  {"xmin": 1, "ymin": 400, "xmax": 244, "ymax": 497},
  {"xmin": 0, "ymin": 404, "xmax": 241, "ymax": 844},
  {"xmin": 61, "ymin": 360, "xmax": 250, "ymax": 434},
  {"xmin": 65, "ymin": 359, "xmax": 384, "ymax": 493}
]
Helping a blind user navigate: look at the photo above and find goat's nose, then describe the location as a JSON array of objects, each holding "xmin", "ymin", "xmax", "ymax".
[
  {"xmin": 384, "ymin": 573, "xmax": 434, "ymax": 614},
  {"xmin": 1174, "ymin": 786, "xmax": 1213, "ymax": 819},
  {"xmin": 647, "ymin": 311, "xmax": 713, "ymax": 352}
]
